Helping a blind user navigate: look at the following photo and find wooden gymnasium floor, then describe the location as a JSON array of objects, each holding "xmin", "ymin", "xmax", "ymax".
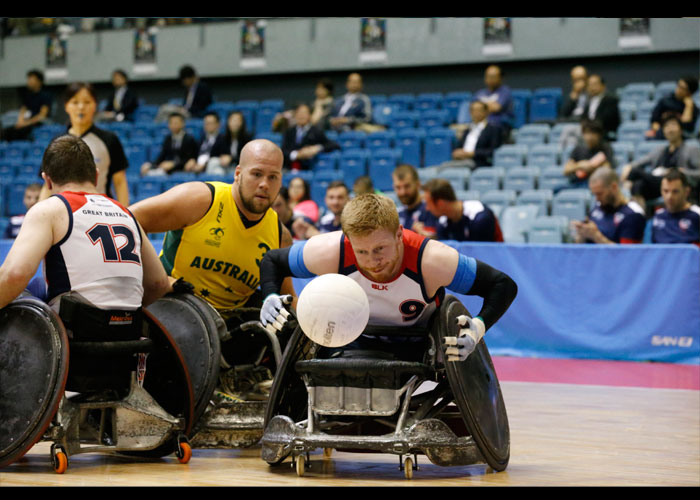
[{"xmin": 2, "ymin": 357, "xmax": 699, "ymax": 487}]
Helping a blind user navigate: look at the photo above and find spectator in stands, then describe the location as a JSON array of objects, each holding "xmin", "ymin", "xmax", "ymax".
[
  {"xmin": 571, "ymin": 167, "xmax": 646, "ymax": 244},
  {"xmin": 292, "ymin": 181, "xmax": 350, "ymax": 239},
  {"xmin": 311, "ymin": 78, "xmax": 335, "ymax": 130},
  {"xmin": 563, "ymin": 120, "xmax": 615, "ymax": 186},
  {"xmin": 180, "ymin": 65, "xmax": 214, "ymax": 119},
  {"xmin": 329, "ymin": 72, "xmax": 373, "ymax": 132},
  {"xmin": 39, "ymin": 82, "xmax": 129, "ymax": 205},
  {"xmin": 646, "ymin": 76, "xmax": 699, "ymax": 140},
  {"xmin": 185, "ymin": 111, "xmax": 221, "ymax": 173},
  {"xmin": 282, "ymin": 103, "xmax": 340, "ymax": 170},
  {"xmin": 473, "ymin": 65, "xmax": 514, "ymax": 140},
  {"xmin": 651, "ymin": 169, "xmax": 700, "ymax": 246},
  {"xmin": 559, "ymin": 65, "xmax": 589, "ymax": 121},
  {"xmin": 140, "ymin": 112, "xmax": 198, "ymax": 176},
  {"xmin": 4, "ymin": 183, "xmax": 41, "ymax": 239},
  {"xmin": 581, "ymin": 74, "xmax": 620, "ymax": 141},
  {"xmin": 451, "ymin": 100, "xmax": 502, "ymax": 168},
  {"xmin": 288, "ymin": 176, "xmax": 319, "ymax": 224},
  {"xmin": 621, "ymin": 113, "xmax": 700, "ymax": 207},
  {"xmin": 272, "ymin": 186, "xmax": 295, "ymax": 236},
  {"xmin": 422, "ymin": 178, "xmax": 504, "ymax": 242},
  {"xmin": 353, "ymin": 176, "xmax": 379, "ymax": 196},
  {"xmin": 392, "ymin": 164, "xmax": 440, "ymax": 239},
  {"xmin": 0, "ymin": 69, "xmax": 52, "ymax": 142},
  {"xmin": 98, "ymin": 69, "xmax": 139, "ymax": 122},
  {"xmin": 207, "ymin": 111, "xmax": 253, "ymax": 175}
]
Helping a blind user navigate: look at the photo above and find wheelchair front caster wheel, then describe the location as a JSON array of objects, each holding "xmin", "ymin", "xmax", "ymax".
[
  {"xmin": 176, "ymin": 440, "xmax": 192, "ymax": 464},
  {"xmin": 323, "ymin": 448, "xmax": 333, "ymax": 460},
  {"xmin": 295, "ymin": 454, "xmax": 305, "ymax": 477},
  {"xmin": 404, "ymin": 457, "xmax": 413, "ymax": 479},
  {"xmin": 51, "ymin": 446, "xmax": 68, "ymax": 474}
]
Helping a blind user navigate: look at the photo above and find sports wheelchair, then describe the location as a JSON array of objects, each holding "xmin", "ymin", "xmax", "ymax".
[
  {"xmin": 0, "ymin": 294, "xmax": 194, "ymax": 474},
  {"xmin": 261, "ymin": 295, "xmax": 510, "ymax": 479}
]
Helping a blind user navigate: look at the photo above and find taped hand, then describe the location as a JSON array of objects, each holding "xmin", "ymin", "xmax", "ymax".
[
  {"xmin": 443, "ymin": 315, "xmax": 485, "ymax": 362},
  {"xmin": 261, "ymin": 294, "xmax": 293, "ymax": 335}
]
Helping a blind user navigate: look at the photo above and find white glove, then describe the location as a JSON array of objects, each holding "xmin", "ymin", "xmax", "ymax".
[
  {"xmin": 261, "ymin": 294, "xmax": 293, "ymax": 335},
  {"xmin": 443, "ymin": 315, "xmax": 485, "ymax": 362}
]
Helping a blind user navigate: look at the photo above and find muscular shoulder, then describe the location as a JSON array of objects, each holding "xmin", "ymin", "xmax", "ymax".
[
  {"xmin": 303, "ymin": 231, "xmax": 343, "ymax": 275},
  {"xmin": 420, "ymin": 239, "xmax": 460, "ymax": 294}
]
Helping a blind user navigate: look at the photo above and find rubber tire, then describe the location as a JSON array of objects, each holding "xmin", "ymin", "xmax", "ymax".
[
  {"xmin": 53, "ymin": 451, "xmax": 68, "ymax": 474},
  {"xmin": 295, "ymin": 454, "xmax": 305, "ymax": 477}
]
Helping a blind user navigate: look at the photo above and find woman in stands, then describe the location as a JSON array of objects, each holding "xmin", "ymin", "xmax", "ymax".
[
  {"xmin": 311, "ymin": 78, "xmax": 335, "ymax": 131},
  {"xmin": 207, "ymin": 111, "xmax": 253, "ymax": 175},
  {"xmin": 40, "ymin": 82, "xmax": 130, "ymax": 205},
  {"xmin": 288, "ymin": 176, "xmax": 319, "ymax": 224}
]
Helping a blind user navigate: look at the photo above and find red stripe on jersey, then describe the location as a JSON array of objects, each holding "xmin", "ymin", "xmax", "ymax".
[
  {"xmin": 342, "ymin": 229, "xmax": 427, "ymax": 278},
  {"xmin": 619, "ymin": 238, "xmax": 642, "ymax": 244},
  {"xmin": 59, "ymin": 191, "xmax": 89, "ymax": 213}
]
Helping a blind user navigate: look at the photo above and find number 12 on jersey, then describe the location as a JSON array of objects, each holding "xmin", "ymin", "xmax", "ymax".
[{"xmin": 86, "ymin": 223, "xmax": 141, "ymax": 265}]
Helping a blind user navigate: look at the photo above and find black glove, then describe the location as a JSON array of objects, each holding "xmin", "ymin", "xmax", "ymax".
[{"xmin": 172, "ymin": 277, "xmax": 195, "ymax": 295}]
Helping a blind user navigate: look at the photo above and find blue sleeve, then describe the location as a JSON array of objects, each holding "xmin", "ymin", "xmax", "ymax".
[
  {"xmin": 447, "ymin": 253, "xmax": 478, "ymax": 294},
  {"xmin": 288, "ymin": 240, "xmax": 316, "ymax": 278}
]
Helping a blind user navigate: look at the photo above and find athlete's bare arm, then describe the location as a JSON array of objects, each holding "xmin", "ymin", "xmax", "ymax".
[
  {"xmin": 130, "ymin": 181, "xmax": 214, "ymax": 233},
  {"xmin": 301, "ymin": 231, "xmax": 344, "ymax": 276},
  {"xmin": 420, "ymin": 239, "xmax": 461, "ymax": 298},
  {"xmin": 139, "ymin": 225, "xmax": 170, "ymax": 307},
  {"xmin": 0, "ymin": 198, "xmax": 66, "ymax": 308}
]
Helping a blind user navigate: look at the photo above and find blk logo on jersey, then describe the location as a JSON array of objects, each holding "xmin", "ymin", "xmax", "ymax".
[{"xmin": 372, "ymin": 284, "xmax": 389, "ymax": 291}]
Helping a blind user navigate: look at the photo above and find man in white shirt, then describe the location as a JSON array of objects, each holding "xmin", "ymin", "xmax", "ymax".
[
  {"xmin": 329, "ymin": 73, "xmax": 373, "ymax": 132},
  {"xmin": 451, "ymin": 101, "xmax": 502, "ymax": 168}
]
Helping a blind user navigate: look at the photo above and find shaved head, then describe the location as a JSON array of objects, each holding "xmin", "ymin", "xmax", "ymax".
[
  {"xmin": 234, "ymin": 139, "xmax": 284, "ymax": 218},
  {"xmin": 239, "ymin": 139, "xmax": 283, "ymax": 170}
]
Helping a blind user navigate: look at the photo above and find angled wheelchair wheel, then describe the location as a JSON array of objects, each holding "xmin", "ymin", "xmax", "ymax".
[
  {"xmin": 146, "ymin": 293, "xmax": 222, "ymax": 425},
  {"xmin": 435, "ymin": 295, "xmax": 510, "ymax": 472},
  {"xmin": 121, "ymin": 310, "xmax": 196, "ymax": 458},
  {"xmin": 0, "ymin": 298, "xmax": 69, "ymax": 469}
]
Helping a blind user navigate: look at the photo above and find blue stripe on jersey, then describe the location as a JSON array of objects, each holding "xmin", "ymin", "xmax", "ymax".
[{"xmin": 289, "ymin": 240, "xmax": 316, "ymax": 278}]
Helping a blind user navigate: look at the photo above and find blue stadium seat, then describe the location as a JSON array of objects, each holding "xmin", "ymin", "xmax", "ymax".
[
  {"xmin": 364, "ymin": 130, "xmax": 396, "ymax": 152},
  {"xmin": 415, "ymin": 93, "xmax": 443, "ymax": 112},
  {"xmin": 368, "ymin": 149, "xmax": 401, "ymax": 191},
  {"xmin": 527, "ymin": 215, "xmax": 567, "ymax": 243},
  {"xmin": 255, "ymin": 107, "xmax": 277, "ymax": 134},
  {"xmin": 469, "ymin": 167, "xmax": 504, "ymax": 194},
  {"xmin": 618, "ymin": 101, "xmax": 637, "ymax": 122},
  {"xmin": 135, "ymin": 179, "xmax": 163, "ymax": 201},
  {"xmin": 481, "ymin": 189, "xmax": 517, "ymax": 215},
  {"xmin": 620, "ymin": 83, "xmax": 655, "ymax": 104},
  {"xmin": 5, "ymin": 142, "xmax": 31, "ymax": 159},
  {"xmin": 654, "ymin": 81, "xmax": 677, "ymax": 101},
  {"xmin": 443, "ymin": 92, "xmax": 472, "ymax": 123},
  {"xmin": 500, "ymin": 205, "xmax": 540, "ymax": 243},
  {"xmin": 311, "ymin": 181, "xmax": 330, "ymax": 209},
  {"xmin": 423, "ymin": 128, "xmax": 454, "ymax": 167},
  {"xmin": 552, "ymin": 189, "xmax": 589, "ymax": 221},
  {"xmin": 15, "ymin": 164, "xmax": 40, "ymax": 178},
  {"xmin": 313, "ymin": 151, "xmax": 340, "ymax": 172},
  {"xmin": 634, "ymin": 140, "xmax": 666, "ymax": 160},
  {"xmin": 419, "ymin": 110, "xmax": 450, "ymax": 129},
  {"xmin": 548, "ymin": 123, "xmax": 571, "ymax": 146},
  {"xmin": 395, "ymin": 128, "xmax": 425, "ymax": 168},
  {"xmin": 493, "ymin": 144, "xmax": 528, "ymax": 168},
  {"xmin": 390, "ymin": 111, "xmax": 420, "ymax": 130},
  {"xmin": 0, "ymin": 217, "xmax": 9, "ymax": 238},
  {"xmin": 260, "ymin": 99, "xmax": 284, "ymax": 114},
  {"xmin": 516, "ymin": 124, "xmax": 550, "ymax": 146},
  {"xmin": 417, "ymin": 166, "xmax": 440, "ymax": 184},
  {"xmin": 339, "ymin": 149, "xmax": 370, "ymax": 186},
  {"xmin": 5, "ymin": 182, "xmax": 33, "ymax": 216},
  {"xmin": 32, "ymin": 127, "xmax": 58, "ymax": 143},
  {"xmin": 313, "ymin": 170, "xmax": 343, "ymax": 184},
  {"xmin": 387, "ymin": 93, "xmax": 416, "ymax": 112},
  {"xmin": 529, "ymin": 88, "xmax": 562, "ymax": 123},
  {"xmin": 617, "ymin": 121, "xmax": 648, "ymax": 144},
  {"xmin": 611, "ymin": 141, "xmax": 635, "ymax": 165},
  {"xmin": 338, "ymin": 131, "xmax": 366, "ymax": 150},
  {"xmin": 517, "ymin": 189, "xmax": 553, "ymax": 216},
  {"xmin": 635, "ymin": 101, "xmax": 656, "ymax": 124},
  {"xmin": 369, "ymin": 94, "xmax": 388, "ymax": 107},
  {"xmin": 527, "ymin": 144, "xmax": 559, "ymax": 167},
  {"xmin": 504, "ymin": 167, "xmax": 539, "ymax": 193},
  {"xmin": 455, "ymin": 189, "xmax": 481, "ymax": 201},
  {"xmin": 511, "ymin": 89, "xmax": 532, "ymax": 129},
  {"xmin": 372, "ymin": 103, "xmax": 400, "ymax": 127},
  {"xmin": 282, "ymin": 170, "xmax": 313, "ymax": 189},
  {"xmin": 438, "ymin": 167, "xmax": 471, "ymax": 191},
  {"xmin": 198, "ymin": 173, "xmax": 230, "ymax": 184},
  {"xmin": 168, "ymin": 172, "xmax": 198, "ymax": 184}
]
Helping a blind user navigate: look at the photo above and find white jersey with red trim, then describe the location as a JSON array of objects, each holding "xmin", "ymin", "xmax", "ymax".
[
  {"xmin": 338, "ymin": 229, "xmax": 443, "ymax": 328},
  {"xmin": 44, "ymin": 191, "xmax": 144, "ymax": 311}
]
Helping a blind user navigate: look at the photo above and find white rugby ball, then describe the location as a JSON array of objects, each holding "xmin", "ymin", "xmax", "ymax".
[{"xmin": 295, "ymin": 274, "xmax": 370, "ymax": 347}]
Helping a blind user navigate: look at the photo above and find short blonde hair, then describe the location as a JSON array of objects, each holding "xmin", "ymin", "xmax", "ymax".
[{"xmin": 341, "ymin": 193, "xmax": 399, "ymax": 237}]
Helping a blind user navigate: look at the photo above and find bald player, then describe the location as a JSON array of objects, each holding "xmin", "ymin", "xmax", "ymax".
[{"xmin": 130, "ymin": 140, "xmax": 295, "ymax": 395}]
